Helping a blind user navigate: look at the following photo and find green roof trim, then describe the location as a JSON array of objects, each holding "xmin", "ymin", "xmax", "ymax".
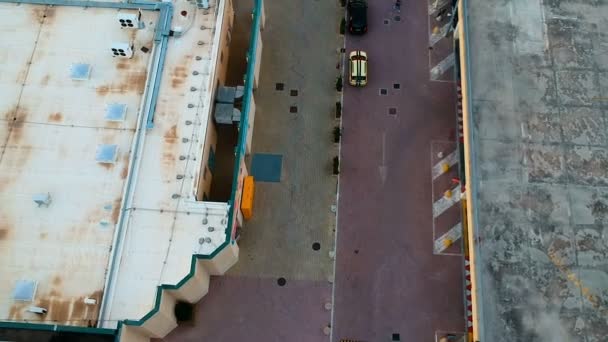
[
  {"xmin": 0, "ymin": 321, "xmax": 116, "ymax": 335},
  {"xmin": 119, "ymin": 0, "xmax": 263, "ymax": 333}
]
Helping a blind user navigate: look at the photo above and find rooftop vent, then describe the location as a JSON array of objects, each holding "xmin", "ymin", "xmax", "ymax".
[
  {"xmin": 84, "ymin": 297, "xmax": 97, "ymax": 305},
  {"xmin": 95, "ymin": 144, "xmax": 119, "ymax": 164},
  {"xmin": 105, "ymin": 103, "xmax": 127, "ymax": 122},
  {"xmin": 111, "ymin": 42, "xmax": 134, "ymax": 59},
  {"xmin": 70, "ymin": 63, "xmax": 91, "ymax": 80},
  {"xmin": 33, "ymin": 193, "xmax": 52, "ymax": 207},
  {"xmin": 12, "ymin": 280, "xmax": 37, "ymax": 301},
  {"xmin": 117, "ymin": 11, "xmax": 142, "ymax": 29},
  {"xmin": 27, "ymin": 306, "xmax": 47, "ymax": 314}
]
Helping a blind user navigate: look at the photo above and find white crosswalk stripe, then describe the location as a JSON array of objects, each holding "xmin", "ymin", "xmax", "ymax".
[
  {"xmin": 429, "ymin": 22, "xmax": 452, "ymax": 47},
  {"xmin": 432, "ymin": 150, "xmax": 458, "ymax": 180},
  {"xmin": 430, "ymin": 52, "xmax": 455, "ymax": 80},
  {"xmin": 434, "ymin": 222, "xmax": 462, "ymax": 254},
  {"xmin": 433, "ymin": 185, "xmax": 461, "ymax": 218}
]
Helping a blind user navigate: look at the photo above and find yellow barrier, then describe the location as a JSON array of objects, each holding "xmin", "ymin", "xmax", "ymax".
[{"xmin": 241, "ymin": 176, "xmax": 255, "ymax": 219}]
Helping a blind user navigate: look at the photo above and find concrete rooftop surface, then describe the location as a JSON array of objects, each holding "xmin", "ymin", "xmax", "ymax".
[
  {"xmin": 0, "ymin": 0, "xmax": 232, "ymax": 329},
  {"xmin": 466, "ymin": 0, "xmax": 608, "ymax": 340}
]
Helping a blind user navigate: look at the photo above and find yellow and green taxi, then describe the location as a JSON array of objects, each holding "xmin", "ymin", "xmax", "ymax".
[{"xmin": 348, "ymin": 50, "xmax": 368, "ymax": 87}]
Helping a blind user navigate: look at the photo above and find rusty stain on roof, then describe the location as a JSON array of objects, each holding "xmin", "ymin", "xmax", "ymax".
[
  {"xmin": 48, "ymin": 112, "xmax": 62, "ymax": 123},
  {"xmin": 163, "ymin": 124, "xmax": 178, "ymax": 142},
  {"xmin": 3, "ymin": 105, "xmax": 17, "ymax": 121},
  {"xmin": 161, "ymin": 124, "xmax": 179, "ymax": 179},
  {"xmin": 8, "ymin": 302, "xmax": 28, "ymax": 321},
  {"xmin": 170, "ymin": 55, "xmax": 193, "ymax": 89},
  {"xmin": 13, "ymin": 290, "xmax": 105, "ymax": 325},
  {"xmin": 97, "ymin": 161, "xmax": 115, "ymax": 171},
  {"xmin": 40, "ymin": 74, "xmax": 50, "ymax": 86},
  {"xmin": 31, "ymin": 6, "xmax": 56, "ymax": 24},
  {"xmin": 98, "ymin": 72, "xmax": 148, "ymax": 95},
  {"xmin": 96, "ymin": 85, "xmax": 110, "ymax": 97},
  {"xmin": 120, "ymin": 165, "xmax": 128, "ymax": 179},
  {"xmin": 96, "ymin": 56, "xmax": 148, "ymax": 96},
  {"xmin": 111, "ymin": 198, "xmax": 122, "ymax": 224},
  {"xmin": 5, "ymin": 271, "xmax": 105, "ymax": 325},
  {"xmin": 0, "ymin": 227, "xmax": 8, "ymax": 240}
]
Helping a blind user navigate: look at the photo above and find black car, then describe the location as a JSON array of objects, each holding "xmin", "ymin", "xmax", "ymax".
[{"xmin": 347, "ymin": 0, "xmax": 367, "ymax": 34}]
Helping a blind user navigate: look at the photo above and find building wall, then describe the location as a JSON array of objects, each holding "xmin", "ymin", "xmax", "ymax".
[
  {"xmin": 196, "ymin": 117, "xmax": 218, "ymax": 201},
  {"xmin": 245, "ymin": 94, "xmax": 256, "ymax": 155},
  {"xmin": 119, "ymin": 326, "xmax": 149, "ymax": 342},
  {"xmin": 196, "ymin": 0, "xmax": 235, "ymax": 201},
  {"xmin": 233, "ymin": 7, "xmax": 263, "ymax": 226}
]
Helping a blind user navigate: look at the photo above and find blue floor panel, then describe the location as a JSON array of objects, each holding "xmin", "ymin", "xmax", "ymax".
[{"xmin": 251, "ymin": 153, "xmax": 283, "ymax": 182}]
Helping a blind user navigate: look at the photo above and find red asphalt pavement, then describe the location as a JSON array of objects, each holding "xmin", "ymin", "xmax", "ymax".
[{"xmin": 332, "ymin": 0, "xmax": 465, "ymax": 341}]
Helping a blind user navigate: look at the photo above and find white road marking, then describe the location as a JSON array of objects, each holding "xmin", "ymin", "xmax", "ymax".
[
  {"xmin": 434, "ymin": 222, "xmax": 462, "ymax": 254},
  {"xmin": 430, "ymin": 52, "xmax": 455, "ymax": 80},
  {"xmin": 433, "ymin": 185, "xmax": 461, "ymax": 218},
  {"xmin": 432, "ymin": 150, "xmax": 458, "ymax": 180},
  {"xmin": 429, "ymin": 22, "xmax": 452, "ymax": 47},
  {"xmin": 378, "ymin": 131, "xmax": 387, "ymax": 183}
]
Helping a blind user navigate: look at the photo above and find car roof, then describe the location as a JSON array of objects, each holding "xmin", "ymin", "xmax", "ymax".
[
  {"xmin": 349, "ymin": 0, "xmax": 367, "ymax": 6},
  {"xmin": 350, "ymin": 55, "xmax": 367, "ymax": 77}
]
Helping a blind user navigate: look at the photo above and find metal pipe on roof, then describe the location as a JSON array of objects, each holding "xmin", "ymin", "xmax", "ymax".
[
  {"xmin": 0, "ymin": 0, "xmax": 159, "ymax": 10},
  {"xmin": 98, "ymin": 7, "xmax": 173, "ymax": 326}
]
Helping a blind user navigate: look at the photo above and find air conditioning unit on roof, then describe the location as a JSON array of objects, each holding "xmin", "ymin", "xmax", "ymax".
[
  {"xmin": 117, "ymin": 10, "xmax": 142, "ymax": 29},
  {"xmin": 110, "ymin": 42, "xmax": 134, "ymax": 59}
]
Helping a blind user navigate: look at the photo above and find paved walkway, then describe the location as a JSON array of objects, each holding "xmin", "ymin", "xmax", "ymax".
[
  {"xmin": 332, "ymin": 0, "xmax": 465, "ymax": 341},
  {"xmin": 157, "ymin": 0, "xmax": 342, "ymax": 340}
]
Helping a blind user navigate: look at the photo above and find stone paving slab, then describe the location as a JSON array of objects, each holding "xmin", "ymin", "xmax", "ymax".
[{"xmin": 156, "ymin": 276, "xmax": 331, "ymax": 342}]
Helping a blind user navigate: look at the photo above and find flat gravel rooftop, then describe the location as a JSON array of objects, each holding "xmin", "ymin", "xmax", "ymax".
[{"xmin": 466, "ymin": 0, "xmax": 608, "ymax": 340}]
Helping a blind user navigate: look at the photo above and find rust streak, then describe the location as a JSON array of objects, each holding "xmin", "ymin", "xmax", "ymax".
[
  {"xmin": 71, "ymin": 298, "xmax": 86, "ymax": 320},
  {"xmin": 8, "ymin": 302, "xmax": 27, "ymax": 320},
  {"xmin": 111, "ymin": 198, "xmax": 122, "ymax": 223},
  {"xmin": 48, "ymin": 112, "xmax": 62, "ymax": 123},
  {"xmin": 171, "ymin": 66, "xmax": 188, "ymax": 89},
  {"xmin": 170, "ymin": 54, "xmax": 193, "ymax": 89},
  {"xmin": 96, "ymin": 85, "xmax": 110, "ymax": 96},
  {"xmin": 40, "ymin": 74, "xmax": 50, "ymax": 86},
  {"xmin": 116, "ymin": 61, "xmax": 130, "ymax": 70},
  {"xmin": 164, "ymin": 125, "xmax": 178, "ymax": 141},
  {"xmin": 0, "ymin": 214, "xmax": 11, "ymax": 241},
  {"xmin": 120, "ymin": 165, "xmax": 128, "ymax": 179},
  {"xmin": 3, "ymin": 105, "xmax": 17, "ymax": 121},
  {"xmin": 98, "ymin": 162, "xmax": 115, "ymax": 171}
]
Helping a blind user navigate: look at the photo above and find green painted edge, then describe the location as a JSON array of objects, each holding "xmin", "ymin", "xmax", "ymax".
[
  {"xmin": 119, "ymin": 0, "xmax": 263, "ymax": 332},
  {"xmin": 0, "ymin": 321, "xmax": 116, "ymax": 335}
]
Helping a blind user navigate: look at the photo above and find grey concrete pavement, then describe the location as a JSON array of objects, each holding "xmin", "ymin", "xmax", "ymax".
[{"xmin": 159, "ymin": 0, "xmax": 344, "ymax": 340}]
